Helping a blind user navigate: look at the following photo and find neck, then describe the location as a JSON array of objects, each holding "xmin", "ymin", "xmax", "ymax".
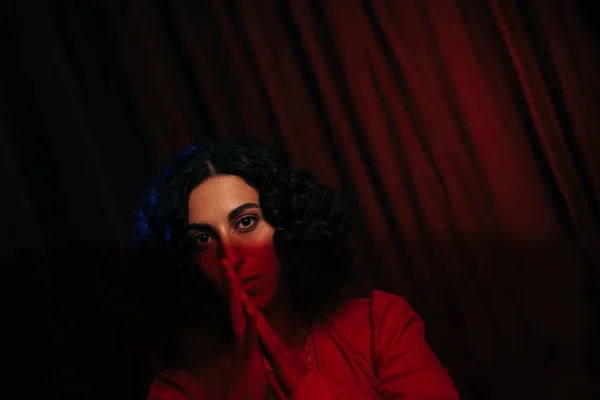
[{"xmin": 262, "ymin": 290, "xmax": 310, "ymax": 354}]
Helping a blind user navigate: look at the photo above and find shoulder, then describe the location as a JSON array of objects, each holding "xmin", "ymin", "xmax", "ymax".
[
  {"xmin": 367, "ymin": 290, "xmax": 420, "ymax": 329},
  {"xmin": 145, "ymin": 370, "xmax": 187, "ymax": 400},
  {"xmin": 329, "ymin": 289, "xmax": 416, "ymax": 325},
  {"xmin": 145, "ymin": 368, "xmax": 205, "ymax": 400},
  {"xmin": 323, "ymin": 290, "xmax": 419, "ymax": 352}
]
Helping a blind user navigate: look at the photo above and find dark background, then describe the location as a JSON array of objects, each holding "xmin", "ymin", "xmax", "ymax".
[{"xmin": 2, "ymin": 1, "xmax": 599, "ymax": 399}]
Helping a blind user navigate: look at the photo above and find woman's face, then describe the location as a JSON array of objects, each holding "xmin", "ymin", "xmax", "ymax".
[{"xmin": 185, "ymin": 174, "xmax": 280, "ymax": 309}]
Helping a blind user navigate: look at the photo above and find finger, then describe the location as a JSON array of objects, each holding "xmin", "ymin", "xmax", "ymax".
[
  {"xmin": 256, "ymin": 313, "xmax": 288, "ymax": 366},
  {"xmin": 243, "ymin": 305, "xmax": 259, "ymax": 348},
  {"xmin": 227, "ymin": 263, "xmax": 255, "ymax": 317},
  {"xmin": 238, "ymin": 284, "xmax": 252, "ymax": 304},
  {"xmin": 236, "ymin": 293, "xmax": 277, "ymax": 355},
  {"xmin": 224, "ymin": 259, "xmax": 245, "ymax": 298},
  {"xmin": 226, "ymin": 260, "xmax": 247, "ymax": 296},
  {"xmin": 220, "ymin": 260, "xmax": 232, "ymax": 295},
  {"xmin": 222, "ymin": 261, "xmax": 245, "ymax": 340}
]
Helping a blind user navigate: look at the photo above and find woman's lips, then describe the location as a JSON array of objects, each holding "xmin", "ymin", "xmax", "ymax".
[{"xmin": 241, "ymin": 275, "xmax": 260, "ymax": 285}]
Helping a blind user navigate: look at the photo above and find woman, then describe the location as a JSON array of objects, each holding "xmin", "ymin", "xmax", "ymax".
[{"xmin": 130, "ymin": 138, "xmax": 459, "ymax": 399}]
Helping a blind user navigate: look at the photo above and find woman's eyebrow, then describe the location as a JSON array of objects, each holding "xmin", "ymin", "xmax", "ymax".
[
  {"xmin": 227, "ymin": 202, "xmax": 260, "ymax": 222},
  {"xmin": 184, "ymin": 223, "xmax": 214, "ymax": 234},
  {"xmin": 184, "ymin": 203, "xmax": 260, "ymax": 233}
]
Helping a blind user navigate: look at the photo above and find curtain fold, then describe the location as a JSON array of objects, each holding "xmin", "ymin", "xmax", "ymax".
[{"xmin": 2, "ymin": 1, "xmax": 598, "ymax": 399}]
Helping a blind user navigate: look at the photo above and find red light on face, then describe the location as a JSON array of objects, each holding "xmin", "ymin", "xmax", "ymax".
[{"xmin": 194, "ymin": 240, "xmax": 280, "ymax": 306}]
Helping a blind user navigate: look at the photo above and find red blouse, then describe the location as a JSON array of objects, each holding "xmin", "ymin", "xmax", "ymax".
[{"xmin": 147, "ymin": 290, "xmax": 460, "ymax": 399}]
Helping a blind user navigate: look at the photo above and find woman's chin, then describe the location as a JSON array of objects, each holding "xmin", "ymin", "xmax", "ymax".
[{"xmin": 248, "ymin": 290, "xmax": 275, "ymax": 311}]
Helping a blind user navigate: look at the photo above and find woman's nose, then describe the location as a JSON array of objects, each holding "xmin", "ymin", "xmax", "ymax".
[{"xmin": 217, "ymin": 242, "xmax": 244, "ymax": 272}]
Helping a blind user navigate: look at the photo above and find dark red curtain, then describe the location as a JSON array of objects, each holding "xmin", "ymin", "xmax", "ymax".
[{"xmin": 2, "ymin": 1, "xmax": 599, "ymax": 399}]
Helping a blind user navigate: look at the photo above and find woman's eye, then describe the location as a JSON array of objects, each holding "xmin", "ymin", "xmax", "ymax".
[
  {"xmin": 236, "ymin": 215, "xmax": 258, "ymax": 231},
  {"xmin": 191, "ymin": 233, "xmax": 213, "ymax": 246}
]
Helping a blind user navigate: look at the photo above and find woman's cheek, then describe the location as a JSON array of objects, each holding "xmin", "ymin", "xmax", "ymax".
[
  {"xmin": 243, "ymin": 229, "xmax": 276, "ymax": 260},
  {"xmin": 193, "ymin": 248, "xmax": 224, "ymax": 290}
]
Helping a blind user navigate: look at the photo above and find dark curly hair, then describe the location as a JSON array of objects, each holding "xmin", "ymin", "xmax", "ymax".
[{"xmin": 130, "ymin": 138, "xmax": 355, "ymax": 362}]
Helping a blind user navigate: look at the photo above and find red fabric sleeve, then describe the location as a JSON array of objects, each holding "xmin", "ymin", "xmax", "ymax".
[
  {"xmin": 370, "ymin": 290, "xmax": 460, "ymax": 399},
  {"xmin": 291, "ymin": 290, "xmax": 459, "ymax": 399},
  {"xmin": 146, "ymin": 291, "xmax": 459, "ymax": 399},
  {"xmin": 146, "ymin": 379, "xmax": 187, "ymax": 400},
  {"xmin": 291, "ymin": 369, "xmax": 375, "ymax": 399},
  {"xmin": 145, "ymin": 371, "xmax": 202, "ymax": 400}
]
